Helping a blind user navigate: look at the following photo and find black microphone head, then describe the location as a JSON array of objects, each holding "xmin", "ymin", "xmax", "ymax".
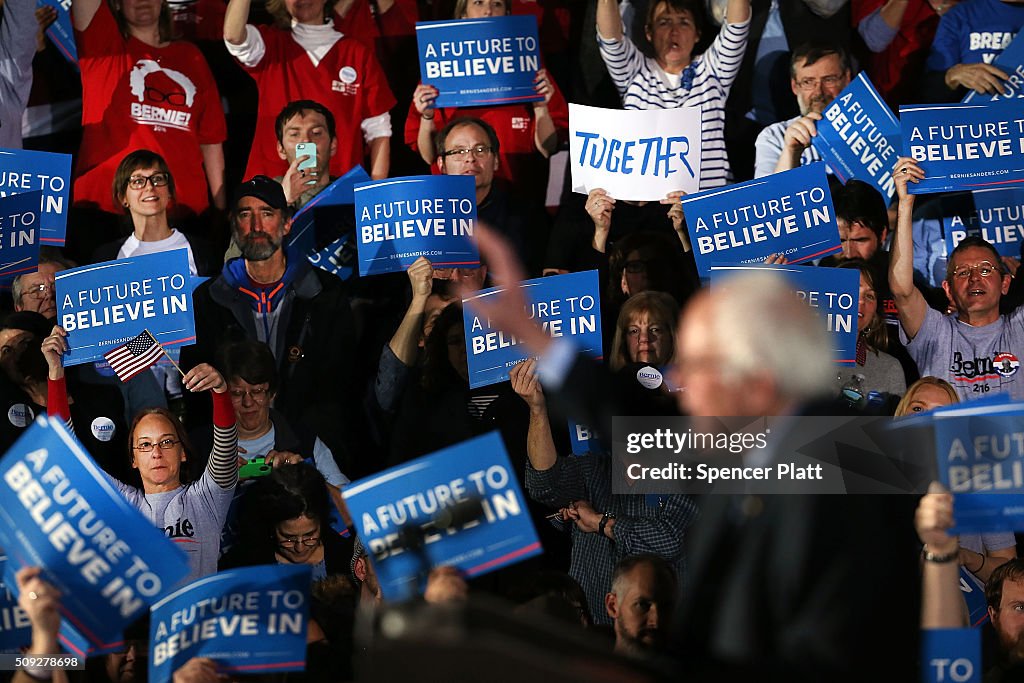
[{"xmin": 434, "ymin": 497, "xmax": 485, "ymax": 531}]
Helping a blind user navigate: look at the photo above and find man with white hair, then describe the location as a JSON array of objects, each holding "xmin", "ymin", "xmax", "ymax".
[{"xmin": 464, "ymin": 227, "xmax": 920, "ymax": 681}]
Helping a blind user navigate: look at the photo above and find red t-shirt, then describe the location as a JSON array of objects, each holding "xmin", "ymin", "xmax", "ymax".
[
  {"xmin": 74, "ymin": 2, "xmax": 227, "ymax": 216},
  {"xmin": 239, "ymin": 26, "xmax": 397, "ymax": 180},
  {"xmin": 335, "ymin": 0, "xmax": 379, "ymax": 49},
  {"xmin": 851, "ymin": 0, "xmax": 940, "ymax": 108},
  {"xmin": 403, "ymin": 76, "xmax": 569, "ymax": 203}
]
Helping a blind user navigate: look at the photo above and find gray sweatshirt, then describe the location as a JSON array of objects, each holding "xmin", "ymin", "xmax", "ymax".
[{"xmin": 0, "ymin": 0, "xmax": 38, "ymax": 148}]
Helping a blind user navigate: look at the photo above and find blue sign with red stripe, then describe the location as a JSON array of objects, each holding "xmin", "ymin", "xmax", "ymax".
[
  {"xmin": 462, "ymin": 269, "xmax": 603, "ymax": 389},
  {"xmin": 149, "ymin": 564, "xmax": 310, "ymax": 682},
  {"xmin": 682, "ymin": 163, "xmax": 841, "ymax": 278},
  {"xmin": 416, "ymin": 16, "xmax": 543, "ymax": 108},
  {"xmin": 900, "ymin": 100, "xmax": 1024, "ymax": 194},
  {"xmin": 355, "ymin": 175, "xmax": 479, "ymax": 277},
  {"xmin": 710, "ymin": 263, "xmax": 860, "ymax": 366},
  {"xmin": 0, "ymin": 191, "xmax": 42, "ymax": 281},
  {"xmin": 0, "ymin": 418, "xmax": 189, "ymax": 653},
  {"xmin": 342, "ymin": 431, "xmax": 542, "ymax": 601},
  {"xmin": 55, "ymin": 249, "xmax": 196, "ymax": 366}
]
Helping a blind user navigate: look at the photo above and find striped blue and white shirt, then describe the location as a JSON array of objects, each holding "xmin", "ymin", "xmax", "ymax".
[{"xmin": 598, "ymin": 19, "xmax": 750, "ymax": 189}]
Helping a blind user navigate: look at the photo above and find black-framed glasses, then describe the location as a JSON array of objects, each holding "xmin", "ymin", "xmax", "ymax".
[
  {"xmin": 277, "ymin": 534, "xmax": 320, "ymax": 548},
  {"xmin": 442, "ymin": 145, "xmax": 493, "ymax": 159},
  {"xmin": 127, "ymin": 173, "xmax": 170, "ymax": 190},
  {"xmin": 134, "ymin": 438, "xmax": 180, "ymax": 452}
]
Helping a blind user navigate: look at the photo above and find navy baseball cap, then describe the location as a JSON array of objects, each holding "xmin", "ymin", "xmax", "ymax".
[{"xmin": 234, "ymin": 175, "xmax": 288, "ymax": 211}]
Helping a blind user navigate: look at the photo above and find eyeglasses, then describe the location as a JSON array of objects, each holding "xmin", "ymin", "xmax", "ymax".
[
  {"xmin": 794, "ymin": 74, "xmax": 844, "ymax": 91},
  {"xmin": 228, "ymin": 386, "xmax": 270, "ymax": 403},
  {"xmin": 951, "ymin": 261, "xmax": 1000, "ymax": 280},
  {"xmin": 134, "ymin": 438, "xmax": 180, "ymax": 452},
  {"xmin": 441, "ymin": 145, "xmax": 493, "ymax": 159},
  {"xmin": 277, "ymin": 534, "xmax": 320, "ymax": 548},
  {"xmin": 127, "ymin": 172, "xmax": 170, "ymax": 190},
  {"xmin": 20, "ymin": 283, "xmax": 53, "ymax": 300}
]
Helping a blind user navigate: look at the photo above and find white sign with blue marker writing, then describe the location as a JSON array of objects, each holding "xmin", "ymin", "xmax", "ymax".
[{"xmin": 569, "ymin": 103, "xmax": 702, "ymax": 201}]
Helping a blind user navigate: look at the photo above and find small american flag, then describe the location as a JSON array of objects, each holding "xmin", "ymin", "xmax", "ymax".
[{"xmin": 103, "ymin": 330, "xmax": 164, "ymax": 382}]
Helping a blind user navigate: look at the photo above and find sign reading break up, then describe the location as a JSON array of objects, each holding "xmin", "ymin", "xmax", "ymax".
[
  {"xmin": 0, "ymin": 418, "xmax": 189, "ymax": 651},
  {"xmin": 462, "ymin": 270, "xmax": 603, "ymax": 389},
  {"xmin": 569, "ymin": 103, "xmax": 702, "ymax": 201},
  {"xmin": 355, "ymin": 175, "xmax": 478, "ymax": 276},
  {"xmin": 682, "ymin": 164, "xmax": 840, "ymax": 277},
  {"xmin": 416, "ymin": 16, "xmax": 542, "ymax": 108},
  {"xmin": 55, "ymin": 249, "xmax": 196, "ymax": 366},
  {"xmin": 900, "ymin": 100, "xmax": 1024, "ymax": 193}
]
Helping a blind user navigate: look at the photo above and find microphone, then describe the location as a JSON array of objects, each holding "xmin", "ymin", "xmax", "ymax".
[{"xmin": 432, "ymin": 497, "xmax": 485, "ymax": 531}]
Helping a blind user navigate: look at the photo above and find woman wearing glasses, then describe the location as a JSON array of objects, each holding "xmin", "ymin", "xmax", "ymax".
[
  {"xmin": 221, "ymin": 463, "xmax": 353, "ymax": 581},
  {"xmin": 42, "ymin": 325, "xmax": 238, "ymax": 583},
  {"xmin": 93, "ymin": 150, "xmax": 215, "ymax": 276},
  {"xmin": 405, "ymin": 0, "xmax": 568, "ymax": 206},
  {"xmin": 71, "ymin": 0, "xmax": 227, "ymax": 223}
]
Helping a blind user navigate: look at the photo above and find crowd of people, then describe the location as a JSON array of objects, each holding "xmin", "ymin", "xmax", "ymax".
[{"xmin": 3, "ymin": 0, "xmax": 1024, "ymax": 679}]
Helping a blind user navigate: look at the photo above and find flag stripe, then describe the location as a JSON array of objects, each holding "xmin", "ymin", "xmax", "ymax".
[{"xmin": 103, "ymin": 330, "xmax": 162, "ymax": 383}]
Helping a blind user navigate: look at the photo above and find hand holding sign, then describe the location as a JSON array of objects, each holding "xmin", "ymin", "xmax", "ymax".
[
  {"xmin": 893, "ymin": 156, "xmax": 925, "ymax": 202},
  {"xmin": 15, "ymin": 567, "xmax": 61, "ymax": 651},
  {"xmin": 915, "ymin": 481, "xmax": 957, "ymax": 555},
  {"xmin": 533, "ymin": 68, "xmax": 554, "ymax": 108},
  {"xmin": 948, "ymin": 62, "xmax": 1011, "ymax": 96},
  {"xmin": 783, "ymin": 112, "xmax": 822, "ymax": 156},
  {"xmin": 414, "ymin": 83, "xmax": 440, "ymax": 120},
  {"xmin": 585, "ymin": 188, "xmax": 614, "ymax": 243}
]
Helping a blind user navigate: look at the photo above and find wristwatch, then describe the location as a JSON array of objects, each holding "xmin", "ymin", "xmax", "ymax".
[
  {"xmin": 598, "ymin": 511, "xmax": 616, "ymax": 538},
  {"xmin": 922, "ymin": 545, "xmax": 958, "ymax": 563}
]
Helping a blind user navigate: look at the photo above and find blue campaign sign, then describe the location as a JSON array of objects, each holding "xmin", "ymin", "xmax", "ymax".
[
  {"xmin": 288, "ymin": 164, "xmax": 369, "ymax": 256},
  {"xmin": 963, "ymin": 31, "xmax": 1024, "ymax": 103},
  {"xmin": 307, "ymin": 233, "xmax": 356, "ymax": 281},
  {"xmin": 355, "ymin": 175, "xmax": 478, "ymax": 277},
  {"xmin": 959, "ymin": 568, "xmax": 990, "ymax": 628},
  {"xmin": 683, "ymin": 164, "xmax": 841, "ymax": 277},
  {"xmin": 0, "ymin": 557, "xmax": 31, "ymax": 654},
  {"xmin": 462, "ymin": 270, "xmax": 603, "ymax": 389},
  {"xmin": 416, "ymin": 16, "xmax": 542, "ymax": 108},
  {"xmin": 55, "ymin": 249, "xmax": 196, "ymax": 366},
  {"xmin": 568, "ymin": 420, "xmax": 593, "ymax": 456},
  {"xmin": 36, "ymin": 0, "xmax": 78, "ymax": 67},
  {"xmin": 710, "ymin": 264, "xmax": 860, "ymax": 365},
  {"xmin": 0, "ymin": 191, "xmax": 42, "ymax": 281},
  {"xmin": 0, "ymin": 418, "xmax": 189, "ymax": 651},
  {"xmin": 900, "ymin": 101, "xmax": 1024, "ymax": 194},
  {"xmin": 921, "ymin": 629, "xmax": 981, "ymax": 683},
  {"xmin": 0, "ymin": 148, "xmax": 73, "ymax": 245},
  {"xmin": 343, "ymin": 431, "xmax": 542, "ymax": 601},
  {"xmin": 149, "ymin": 565, "xmax": 310, "ymax": 681},
  {"xmin": 941, "ymin": 188, "xmax": 1024, "ymax": 258},
  {"xmin": 933, "ymin": 402, "xmax": 1024, "ymax": 532},
  {"xmin": 812, "ymin": 73, "xmax": 900, "ymax": 200}
]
